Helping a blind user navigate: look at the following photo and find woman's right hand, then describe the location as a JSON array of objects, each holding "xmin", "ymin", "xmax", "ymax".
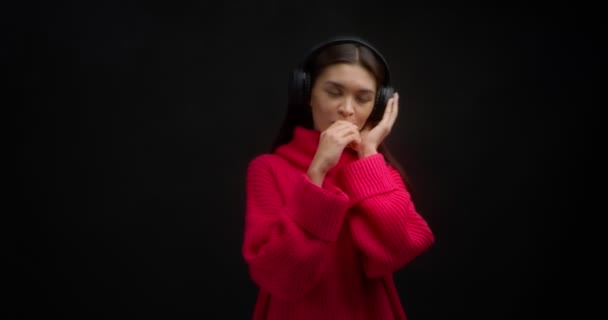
[{"xmin": 307, "ymin": 121, "xmax": 361, "ymax": 186}]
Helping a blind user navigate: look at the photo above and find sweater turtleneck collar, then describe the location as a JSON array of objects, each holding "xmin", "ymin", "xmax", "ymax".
[{"xmin": 274, "ymin": 126, "xmax": 359, "ymax": 173}]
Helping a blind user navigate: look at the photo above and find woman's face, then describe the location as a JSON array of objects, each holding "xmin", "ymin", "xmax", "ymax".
[{"xmin": 309, "ymin": 63, "xmax": 377, "ymax": 132}]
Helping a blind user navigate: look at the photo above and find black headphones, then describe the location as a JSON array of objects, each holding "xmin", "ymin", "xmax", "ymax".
[{"xmin": 287, "ymin": 36, "xmax": 394, "ymax": 123}]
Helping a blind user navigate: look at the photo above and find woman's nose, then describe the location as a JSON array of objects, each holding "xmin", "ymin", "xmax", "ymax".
[{"xmin": 338, "ymin": 98, "xmax": 355, "ymax": 116}]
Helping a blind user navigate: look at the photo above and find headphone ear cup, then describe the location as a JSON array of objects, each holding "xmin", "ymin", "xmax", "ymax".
[
  {"xmin": 288, "ymin": 68, "xmax": 311, "ymax": 108},
  {"xmin": 384, "ymin": 86, "xmax": 395, "ymax": 106},
  {"xmin": 370, "ymin": 86, "xmax": 394, "ymax": 122}
]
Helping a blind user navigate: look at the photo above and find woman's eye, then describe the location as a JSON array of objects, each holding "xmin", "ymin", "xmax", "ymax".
[
  {"xmin": 327, "ymin": 90, "xmax": 340, "ymax": 96},
  {"xmin": 357, "ymin": 97, "xmax": 372, "ymax": 104}
]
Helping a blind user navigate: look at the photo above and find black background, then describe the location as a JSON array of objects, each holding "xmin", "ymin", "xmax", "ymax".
[{"xmin": 10, "ymin": 1, "xmax": 595, "ymax": 319}]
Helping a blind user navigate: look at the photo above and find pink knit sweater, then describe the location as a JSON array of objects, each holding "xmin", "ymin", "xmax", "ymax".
[{"xmin": 242, "ymin": 126, "xmax": 434, "ymax": 320}]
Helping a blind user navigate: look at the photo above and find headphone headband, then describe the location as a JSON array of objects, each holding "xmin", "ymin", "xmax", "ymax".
[{"xmin": 298, "ymin": 36, "xmax": 391, "ymax": 84}]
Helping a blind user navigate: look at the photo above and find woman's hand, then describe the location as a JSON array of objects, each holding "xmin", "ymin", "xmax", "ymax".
[
  {"xmin": 307, "ymin": 120, "xmax": 361, "ymax": 186},
  {"xmin": 358, "ymin": 92, "xmax": 399, "ymax": 158}
]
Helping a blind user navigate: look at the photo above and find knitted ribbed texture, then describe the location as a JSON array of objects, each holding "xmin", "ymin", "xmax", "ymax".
[
  {"xmin": 337, "ymin": 154, "xmax": 436, "ymax": 278},
  {"xmin": 242, "ymin": 126, "xmax": 434, "ymax": 320}
]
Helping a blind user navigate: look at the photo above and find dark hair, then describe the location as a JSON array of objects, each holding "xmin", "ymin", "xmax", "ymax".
[{"xmin": 271, "ymin": 41, "xmax": 412, "ymax": 189}]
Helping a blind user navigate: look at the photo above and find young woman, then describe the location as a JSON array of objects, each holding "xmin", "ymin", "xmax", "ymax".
[{"xmin": 242, "ymin": 36, "xmax": 435, "ymax": 320}]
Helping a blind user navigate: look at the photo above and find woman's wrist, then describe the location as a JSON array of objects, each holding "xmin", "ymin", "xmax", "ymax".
[
  {"xmin": 358, "ymin": 145, "xmax": 378, "ymax": 158},
  {"xmin": 307, "ymin": 165, "xmax": 326, "ymax": 187}
]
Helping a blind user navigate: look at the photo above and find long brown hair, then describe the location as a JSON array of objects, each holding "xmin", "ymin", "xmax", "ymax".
[{"xmin": 271, "ymin": 41, "xmax": 412, "ymax": 190}]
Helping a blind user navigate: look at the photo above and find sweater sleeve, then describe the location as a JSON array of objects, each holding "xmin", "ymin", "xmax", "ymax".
[
  {"xmin": 242, "ymin": 155, "xmax": 350, "ymax": 300},
  {"xmin": 337, "ymin": 153, "xmax": 435, "ymax": 278}
]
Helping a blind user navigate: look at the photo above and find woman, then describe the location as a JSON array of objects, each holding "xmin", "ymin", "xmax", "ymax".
[{"xmin": 242, "ymin": 36, "xmax": 435, "ymax": 320}]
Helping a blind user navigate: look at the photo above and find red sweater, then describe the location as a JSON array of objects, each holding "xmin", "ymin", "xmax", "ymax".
[{"xmin": 242, "ymin": 126, "xmax": 434, "ymax": 320}]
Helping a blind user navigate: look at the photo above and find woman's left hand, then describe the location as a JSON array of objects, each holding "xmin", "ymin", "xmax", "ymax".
[{"xmin": 358, "ymin": 92, "xmax": 399, "ymax": 158}]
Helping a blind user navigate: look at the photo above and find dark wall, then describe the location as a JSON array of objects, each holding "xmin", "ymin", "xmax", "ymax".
[{"xmin": 12, "ymin": 1, "xmax": 593, "ymax": 319}]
